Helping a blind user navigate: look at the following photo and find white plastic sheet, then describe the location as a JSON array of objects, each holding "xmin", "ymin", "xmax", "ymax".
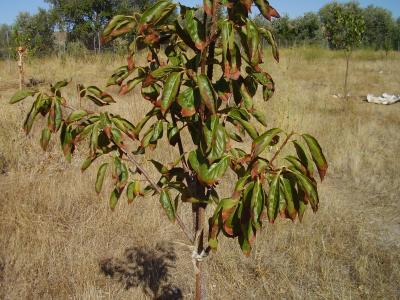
[{"xmin": 366, "ymin": 93, "xmax": 400, "ymax": 105}]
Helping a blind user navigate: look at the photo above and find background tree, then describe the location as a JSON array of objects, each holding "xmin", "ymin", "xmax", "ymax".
[
  {"xmin": 320, "ymin": 2, "xmax": 365, "ymax": 99},
  {"xmin": 270, "ymin": 15, "xmax": 295, "ymax": 47},
  {"xmin": 45, "ymin": 0, "xmax": 157, "ymax": 51},
  {"xmin": 362, "ymin": 5, "xmax": 395, "ymax": 51},
  {"xmin": 395, "ymin": 18, "xmax": 400, "ymax": 51},
  {"xmin": 0, "ymin": 24, "xmax": 12, "ymax": 59},
  {"xmin": 12, "ymin": 9, "xmax": 56, "ymax": 57},
  {"xmin": 292, "ymin": 12, "xmax": 323, "ymax": 46}
]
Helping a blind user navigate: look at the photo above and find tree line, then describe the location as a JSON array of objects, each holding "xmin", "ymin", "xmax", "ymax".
[{"xmin": 0, "ymin": 0, "xmax": 399, "ymax": 58}]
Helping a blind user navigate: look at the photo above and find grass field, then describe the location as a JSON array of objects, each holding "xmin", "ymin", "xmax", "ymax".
[{"xmin": 0, "ymin": 48, "xmax": 399, "ymax": 299}]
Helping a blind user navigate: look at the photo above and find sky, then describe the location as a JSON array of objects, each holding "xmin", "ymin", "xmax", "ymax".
[{"xmin": 0, "ymin": 0, "xmax": 399, "ymax": 25}]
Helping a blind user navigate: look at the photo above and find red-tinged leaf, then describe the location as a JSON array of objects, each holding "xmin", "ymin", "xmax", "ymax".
[
  {"xmin": 302, "ymin": 134, "xmax": 328, "ymax": 181},
  {"xmin": 40, "ymin": 128, "xmax": 51, "ymax": 151},
  {"xmin": 240, "ymin": 0, "xmax": 253, "ymax": 12},
  {"xmin": 185, "ymin": 10, "xmax": 205, "ymax": 51},
  {"xmin": 203, "ymin": 0, "xmax": 213, "ymax": 15},
  {"xmin": 177, "ymin": 87, "xmax": 196, "ymax": 117},
  {"xmin": 254, "ymin": 0, "xmax": 280, "ymax": 21},
  {"xmin": 102, "ymin": 16, "xmax": 135, "ymax": 44}
]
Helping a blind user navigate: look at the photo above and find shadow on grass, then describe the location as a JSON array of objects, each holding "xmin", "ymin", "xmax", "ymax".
[{"xmin": 99, "ymin": 242, "xmax": 182, "ymax": 299}]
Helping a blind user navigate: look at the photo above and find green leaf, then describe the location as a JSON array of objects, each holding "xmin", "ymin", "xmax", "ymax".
[
  {"xmin": 9, "ymin": 89, "xmax": 37, "ymax": 104},
  {"xmin": 251, "ymin": 109, "xmax": 268, "ymax": 127},
  {"xmin": 95, "ymin": 163, "xmax": 108, "ymax": 194},
  {"xmin": 151, "ymin": 65, "xmax": 183, "ymax": 79},
  {"xmin": 197, "ymin": 74, "xmax": 216, "ymax": 114},
  {"xmin": 280, "ymin": 176, "xmax": 297, "ymax": 221},
  {"xmin": 23, "ymin": 103, "xmax": 38, "ymax": 134},
  {"xmin": 54, "ymin": 98, "xmax": 63, "ymax": 132},
  {"xmin": 259, "ymin": 27, "xmax": 279, "ymax": 62},
  {"xmin": 288, "ymin": 168, "xmax": 319, "ymax": 212},
  {"xmin": 267, "ymin": 173, "xmax": 280, "ymax": 223},
  {"xmin": 67, "ymin": 110, "xmax": 88, "ymax": 123},
  {"xmin": 244, "ymin": 19, "xmax": 261, "ymax": 66},
  {"xmin": 150, "ymin": 120, "xmax": 164, "ymax": 143},
  {"xmin": 81, "ymin": 154, "xmax": 100, "ymax": 172},
  {"xmin": 109, "ymin": 188, "xmax": 121, "ymax": 210},
  {"xmin": 189, "ymin": 151, "xmax": 230, "ymax": 186},
  {"xmin": 208, "ymin": 124, "xmax": 227, "ymax": 163},
  {"xmin": 177, "ymin": 87, "xmax": 196, "ymax": 117},
  {"xmin": 302, "ymin": 134, "xmax": 328, "ymax": 181},
  {"xmin": 285, "ymin": 155, "xmax": 308, "ymax": 175},
  {"xmin": 228, "ymin": 110, "xmax": 259, "ymax": 140},
  {"xmin": 185, "ymin": 10, "xmax": 205, "ymax": 50},
  {"xmin": 293, "ymin": 140, "xmax": 314, "ymax": 177},
  {"xmin": 160, "ymin": 189, "xmax": 175, "ymax": 222},
  {"xmin": 248, "ymin": 69, "xmax": 275, "ymax": 101},
  {"xmin": 139, "ymin": 0, "xmax": 176, "ymax": 26},
  {"xmin": 40, "ymin": 128, "xmax": 51, "ymax": 151},
  {"xmin": 161, "ymin": 72, "xmax": 182, "ymax": 113},
  {"xmin": 150, "ymin": 160, "xmax": 169, "ymax": 174},
  {"xmin": 251, "ymin": 178, "xmax": 264, "ymax": 229},
  {"xmin": 252, "ymin": 128, "xmax": 282, "ymax": 157},
  {"xmin": 60, "ymin": 124, "xmax": 73, "ymax": 162},
  {"xmin": 126, "ymin": 181, "xmax": 141, "ymax": 204}
]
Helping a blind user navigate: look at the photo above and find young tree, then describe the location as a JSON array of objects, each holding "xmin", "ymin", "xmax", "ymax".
[
  {"xmin": 10, "ymin": 0, "xmax": 328, "ymax": 298},
  {"xmin": 320, "ymin": 2, "xmax": 365, "ymax": 99}
]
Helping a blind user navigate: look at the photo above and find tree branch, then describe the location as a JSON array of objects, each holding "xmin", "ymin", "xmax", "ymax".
[{"xmin": 123, "ymin": 149, "xmax": 194, "ymax": 244}]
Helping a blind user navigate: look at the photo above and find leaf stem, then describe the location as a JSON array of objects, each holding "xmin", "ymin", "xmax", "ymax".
[{"xmin": 270, "ymin": 131, "xmax": 294, "ymax": 167}]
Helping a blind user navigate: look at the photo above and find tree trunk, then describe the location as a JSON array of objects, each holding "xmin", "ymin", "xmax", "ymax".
[
  {"xmin": 344, "ymin": 51, "xmax": 351, "ymax": 100},
  {"xmin": 194, "ymin": 203, "xmax": 206, "ymax": 300}
]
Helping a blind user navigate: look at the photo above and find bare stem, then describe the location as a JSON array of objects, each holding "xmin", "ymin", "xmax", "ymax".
[
  {"xmin": 270, "ymin": 131, "xmax": 294, "ymax": 167},
  {"xmin": 171, "ymin": 113, "xmax": 189, "ymax": 172}
]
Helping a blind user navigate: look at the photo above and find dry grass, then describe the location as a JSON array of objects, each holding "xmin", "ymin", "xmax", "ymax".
[{"xmin": 0, "ymin": 48, "xmax": 399, "ymax": 299}]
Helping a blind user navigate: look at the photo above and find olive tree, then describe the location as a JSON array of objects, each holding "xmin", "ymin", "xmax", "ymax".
[{"xmin": 10, "ymin": 0, "xmax": 328, "ymax": 298}]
